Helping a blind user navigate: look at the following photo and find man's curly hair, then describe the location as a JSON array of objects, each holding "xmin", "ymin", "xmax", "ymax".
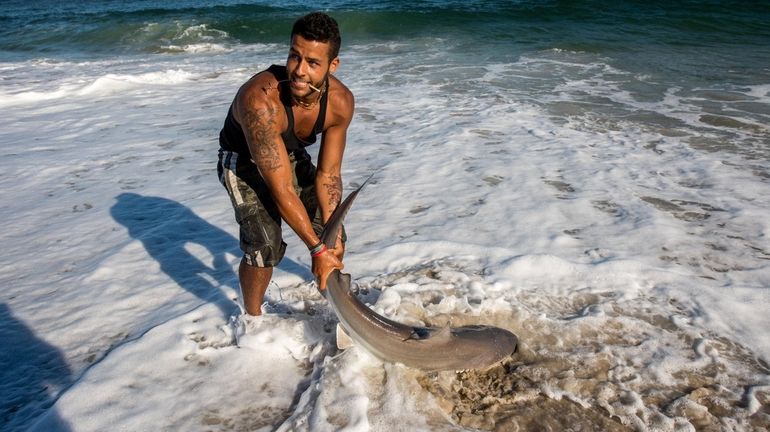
[{"xmin": 291, "ymin": 12, "xmax": 341, "ymax": 60}]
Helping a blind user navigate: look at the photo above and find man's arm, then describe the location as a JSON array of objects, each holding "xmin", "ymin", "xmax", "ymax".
[
  {"xmin": 316, "ymin": 88, "xmax": 354, "ymax": 254},
  {"xmin": 235, "ymin": 84, "xmax": 342, "ymax": 288},
  {"xmin": 316, "ymin": 124, "xmax": 346, "ymax": 220}
]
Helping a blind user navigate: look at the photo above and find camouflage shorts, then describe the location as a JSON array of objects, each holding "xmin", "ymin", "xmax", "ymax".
[{"xmin": 217, "ymin": 148, "xmax": 334, "ymax": 267}]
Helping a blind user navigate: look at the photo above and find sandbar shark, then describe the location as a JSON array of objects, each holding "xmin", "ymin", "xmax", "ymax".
[{"xmin": 320, "ymin": 180, "xmax": 518, "ymax": 371}]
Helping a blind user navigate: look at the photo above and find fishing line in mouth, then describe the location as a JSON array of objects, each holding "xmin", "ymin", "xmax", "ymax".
[{"xmin": 263, "ymin": 79, "xmax": 323, "ymax": 93}]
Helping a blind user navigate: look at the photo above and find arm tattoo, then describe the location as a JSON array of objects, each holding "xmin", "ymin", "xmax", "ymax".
[
  {"xmin": 323, "ymin": 175, "xmax": 342, "ymax": 208},
  {"xmin": 243, "ymin": 106, "xmax": 282, "ymax": 173}
]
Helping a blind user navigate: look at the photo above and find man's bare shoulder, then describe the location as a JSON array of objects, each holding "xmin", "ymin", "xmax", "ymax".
[
  {"xmin": 233, "ymin": 70, "xmax": 284, "ymax": 124},
  {"xmin": 328, "ymin": 75, "xmax": 355, "ymax": 125}
]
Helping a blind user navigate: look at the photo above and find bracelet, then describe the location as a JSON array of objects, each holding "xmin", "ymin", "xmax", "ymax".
[
  {"xmin": 310, "ymin": 244, "xmax": 328, "ymax": 257},
  {"xmin": 309, "ymin": 241, "xmax": 325, "ymax": 255}
]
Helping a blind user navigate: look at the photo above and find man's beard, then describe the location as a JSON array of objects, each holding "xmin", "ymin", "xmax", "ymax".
[{"xmin": 290, "ymin": 73, "xmax": 327, "ymax": 100}]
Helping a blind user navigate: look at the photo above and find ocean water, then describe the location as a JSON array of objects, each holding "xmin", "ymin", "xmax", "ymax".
[
  {"xmin": 1, "ymin": 1, "xmax": 769, "ymax": 431},
  {"xmin": 2, "ymin": 0, "xmax": 769, "ymax": 157}
]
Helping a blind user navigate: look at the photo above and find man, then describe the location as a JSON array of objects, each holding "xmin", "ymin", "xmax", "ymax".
[{"xmin": 218, "ymin": 12, "xmax": 353, "ymax": 316}]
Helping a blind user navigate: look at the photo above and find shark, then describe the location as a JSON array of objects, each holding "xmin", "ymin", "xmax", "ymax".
[{"xmin": 319, "ymin": 180, "xmax": 518, "ymax": 371}]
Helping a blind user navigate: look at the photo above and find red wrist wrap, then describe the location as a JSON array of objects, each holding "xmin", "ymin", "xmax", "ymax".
[{"xmin": 310, "ymin": 244, "xmax": 328, "ymax": 257}]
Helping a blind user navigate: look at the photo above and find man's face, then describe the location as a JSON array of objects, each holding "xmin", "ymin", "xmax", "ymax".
[{"xmin": 286, "ymin": 34, "xmax": 339, "ymax": 99}]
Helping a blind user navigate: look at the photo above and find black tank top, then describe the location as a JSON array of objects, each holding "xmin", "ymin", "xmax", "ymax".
[{"xmin": 219, "ymin": 64, "xmax": 328, "ymax": 155}]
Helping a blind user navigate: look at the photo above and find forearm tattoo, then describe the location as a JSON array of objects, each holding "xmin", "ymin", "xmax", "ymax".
[
  {"xmin": 324, "ymin": 175, "xmax": 342, "ymax": 208},
  {"xmin": 243, "ymin": 106, "xmax": 281, "ymax": 173}
]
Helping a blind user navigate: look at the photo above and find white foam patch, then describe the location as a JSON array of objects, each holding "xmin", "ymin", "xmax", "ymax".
[
  {"xmin": 744, "ymin": 83, "xmax": 770, "ymax": 99},
  {"xmin": 159, "ymin": 43, "xmax": 233, "ymax": 54},
  {"xmin": 0, "ymin": 69, "xmax": 199, "ymax": 107},
  {"xmin": 77, "ymin": 70, "xmax": 196, "ymax": 94},
  {"xmin": 30, "ymin": 307, "xmax": 335, "ymax": 431}
]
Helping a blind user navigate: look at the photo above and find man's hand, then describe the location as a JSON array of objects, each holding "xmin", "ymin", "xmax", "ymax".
[
  {"xmin": 312, "ymin": 249, "xmax": 343, "ymax": 291},
  {"xmin": 331, "ymin": 232, "xmax": 345, "ymax": 261}
]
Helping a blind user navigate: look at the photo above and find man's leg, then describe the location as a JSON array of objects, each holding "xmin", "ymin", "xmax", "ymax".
[
  {"xmin": 239, "ymin": 258, "xmax": 272, "ymax": 316},
  {"xmin": 219, "ymin": 150, "xmax": 286, "ymax": 316}
]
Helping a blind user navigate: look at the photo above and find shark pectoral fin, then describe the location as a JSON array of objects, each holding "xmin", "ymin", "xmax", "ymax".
[
  {"xmin": 402, "ymin": 329, "xmax": 421, "ymax": 342},
  {"xmin": 336, "ymin": 324, "xmax": 354, "ymax": 350},
  {"xmin": 403, "ymin": 327, "xmax": 436, "ymax": 342},
  {"xmin": 405, "ymin": 326, "xmax": 451, "ymax": 342}
]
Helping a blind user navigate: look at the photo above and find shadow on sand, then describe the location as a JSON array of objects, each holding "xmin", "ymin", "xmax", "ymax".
[
  {"xmin": 110, "ymin": 193, "xmax": 310, "ymax": 317},
  {"xmin": 0, "ymin": 304, "xmax": 72, "ymax": 431}
]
